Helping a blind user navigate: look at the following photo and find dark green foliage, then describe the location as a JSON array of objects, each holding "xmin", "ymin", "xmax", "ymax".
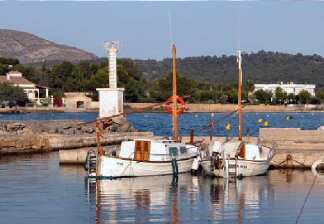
[
  {"xmin": 287, "ymin": 93, "xmax": 297, "ymax": 104},
  {"xmin": 148, "ymin": 73, "xmax": 198, "ymax": 102},
  {"xmin": 254, "ymin": 89, "xmax": 273, "ymax": 104},
  {"xmin": 0, "ymin": 57, "xmax": 19, "ymax": 66},
  {"xmin": 135, "ymin": 51, "xmax": 324, "ymax": 87},
  {"xmin": 0, "ymin": 83, "xmax": 28, "ymax": 106},
  {"xmin": 316, "ymin": 89, "xmax": 324, "ymax": 103},
  {"xmin": 117, "ymin": 59, "xmax": 148, "ymax": 102},
  {"xmin": 0, "ymin": 57, "xmax": 20, "ymax": 75},
  {"xmin": 274, "ymin": 87, "xmax": 288, "ymax": 104},
  {"xmin": 0, "ymin": 51, "xmax": 322, "ymax": 105},
  {"xmin": 297, "ymin": 90, "xmax": 311, "ymax": 104}
]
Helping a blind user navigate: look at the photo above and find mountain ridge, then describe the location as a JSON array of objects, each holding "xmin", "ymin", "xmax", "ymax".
[
  {"xmin": 133, "ymin": 51, "xmax": 324, "ymax": 86},
  {"xmin": 0, "ymin": 29, "xmax": 97, "ymax": 64}
]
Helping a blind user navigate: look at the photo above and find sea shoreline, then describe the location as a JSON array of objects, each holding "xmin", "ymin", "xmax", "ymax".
[{"xmin": 1, "ymin": 103, "xmax": 323, "ymax": 114}]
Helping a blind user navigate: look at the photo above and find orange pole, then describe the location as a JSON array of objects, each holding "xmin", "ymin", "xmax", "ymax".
[
  {"xmin": 238, "ymin": 51, "xmax": 243, "ymax": 141},
  {"xmin": 172, "ymin": 44, "xmax": 179, "ymax": 141},
  {"xmin": 96, "ymin": 120, "xmax": 104, "ymax": 156},
  {"xmin": 96, "ymin": 119, "xmax": 104, "ymax": 177}
]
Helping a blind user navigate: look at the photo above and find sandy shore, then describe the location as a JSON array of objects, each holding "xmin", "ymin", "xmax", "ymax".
[
  {"xmin": 1, "ymin": 103, "xmax": 323, "ymax": 114},
  {"xmin": 125, "ymin": 103, "xmax": 324, "ymax": 113}
]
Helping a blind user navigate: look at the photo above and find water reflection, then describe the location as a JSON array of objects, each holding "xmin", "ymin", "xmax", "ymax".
[
  {"xmin": 2, "ymin": 153, "xmax": 324, "ymax": 224},
  {"xmin": 86, "ymin": 174, "xmax": 277, "ymax": 223}
]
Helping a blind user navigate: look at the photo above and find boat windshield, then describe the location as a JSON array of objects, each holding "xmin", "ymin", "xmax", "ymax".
[{"xmin": 169, "ymin": 147, "xmax": 178, "ymax": 157}]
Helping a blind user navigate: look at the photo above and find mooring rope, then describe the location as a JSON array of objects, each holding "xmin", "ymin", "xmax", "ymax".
[{"xmin": 295, "ymin": 175, "xmax": 318, "ymax": 224}]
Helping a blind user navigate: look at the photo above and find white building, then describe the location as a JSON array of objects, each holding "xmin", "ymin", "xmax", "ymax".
[
  {"xmin": 0, "ymin": 71, "xmax": 49, "ymax": 104},
  {"xmin": 254, "ymin": 82, "xmax": 316, "ymax": 96}
]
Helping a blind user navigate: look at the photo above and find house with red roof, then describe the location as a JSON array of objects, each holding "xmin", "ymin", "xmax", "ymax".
[{"xmin": 0, "ymin": 71, "xmax": 49, "ymax": 104}]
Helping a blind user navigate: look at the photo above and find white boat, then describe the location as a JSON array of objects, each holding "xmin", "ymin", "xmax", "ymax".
[
  {"xmin": 200, "ymin": 140, "xmax": 274, "ymax": 177},
  {"xmin": 87, "ymin": 44, "xmax": 201, "ymax": 178},
  {"xmin": 199, "ymin": 50, "xmax": 275, "ymax": 178},
  {"xmin": 89, "ymin": 139, "xmax": 199, "ymax": 178}
]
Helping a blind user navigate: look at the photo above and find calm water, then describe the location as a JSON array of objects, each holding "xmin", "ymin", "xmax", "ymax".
[
  {"xmin": 0, "ymin": 111, "xmax": 323, "ymax": 136},
  {"xmin": 1, "ymin": 153, "xmax": 324, "ymax": 224},
  {"xmin": 0, "ymin": 112, "xmax": 324, "ymax": 223}
]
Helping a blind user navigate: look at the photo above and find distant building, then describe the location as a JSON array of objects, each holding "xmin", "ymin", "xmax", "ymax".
[
  {"xmin": 254, "ymin": 82, "xmax": 316, "ymax": 96},
  {"xmin": 64, "ymin": 92, "xmax": 94, "ymax": 109},
  {"xmin": 0, "ymin": 71, "xmax": 49, "ymax": 103}
]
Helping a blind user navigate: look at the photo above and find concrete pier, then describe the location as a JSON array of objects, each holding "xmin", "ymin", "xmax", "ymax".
[
  {"xmin": 0, "ymin": 132, "xmax": 154, "ymax": 155},
  {"xmin": 260, "ymin": 128, "xmax": 324, "ymax": 168}
]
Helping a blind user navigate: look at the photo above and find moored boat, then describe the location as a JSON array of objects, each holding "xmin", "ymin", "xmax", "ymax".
[
  {"xmin": 90, "ymin": 139, "xmax": 199, "ymax": 178},
  {"xmin": 200, "ymin": 50, "xmax": 275, "ymax": 178},
  {"xmin": 87, "ymin": 44, "xmax": 200, "ymax": 178},
  {"xmin": 200, "ymin": 140, "xmax": 274, "ymax": 177}
]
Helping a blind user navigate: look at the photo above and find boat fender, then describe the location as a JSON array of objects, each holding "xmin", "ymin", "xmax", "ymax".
[
  {"xmin": 312, "ymin": 159, "xmax": 324, "ymax": 177},
  {"xmin": 191, "ymin": 157, "xmax": 200, "ymax": 171}
]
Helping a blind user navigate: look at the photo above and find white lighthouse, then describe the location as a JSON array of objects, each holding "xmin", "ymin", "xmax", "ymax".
[{"xmin": 96, "ymin": 41, "xmax": 124, "ymax": 118}]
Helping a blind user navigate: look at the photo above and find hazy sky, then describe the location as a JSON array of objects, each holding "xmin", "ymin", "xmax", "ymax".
[{"xmin": 0, "ymin": 1, "xmax": 324, "ymax": 59}]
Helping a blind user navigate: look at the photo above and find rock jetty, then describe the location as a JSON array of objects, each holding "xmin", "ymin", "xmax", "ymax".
[{"xmin": 0, "ymin": 119, "xmax": 153, "ymax": 155}]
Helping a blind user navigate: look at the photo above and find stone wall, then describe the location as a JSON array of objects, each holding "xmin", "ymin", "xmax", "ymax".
[{"xmin": 260, "ymin": 128, "xmax": 324, "ymax": 168}]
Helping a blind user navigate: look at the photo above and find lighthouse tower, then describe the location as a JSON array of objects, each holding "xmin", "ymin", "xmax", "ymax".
[{"xmin": 96, "ymin": 41, "xmax": 124, "ymax": 118}]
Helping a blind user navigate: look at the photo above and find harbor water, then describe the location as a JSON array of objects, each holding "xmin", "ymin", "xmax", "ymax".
[
  {"xmin": 1, "ymin": 111, "xmax": 323, "ymax": 136},
  {"xmin": 0, "ymin": 112, "xmax": 324, "ymax": 223},
  {"xmin": 1, "ymin": 153, "xmax": 324, "ymax": 224}
]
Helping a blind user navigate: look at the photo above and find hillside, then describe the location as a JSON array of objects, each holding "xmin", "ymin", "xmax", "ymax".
[
  {"xmin": 134, "ymin": 51, "xmax": 324, "ymax": 87},
  {"xmin": 0, "ymin": 29, "xmax": 97, "ymax": 64}
]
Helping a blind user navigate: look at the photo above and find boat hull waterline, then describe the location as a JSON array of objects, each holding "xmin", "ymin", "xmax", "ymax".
[
  {"xmin": 94, "ymin": 156, "xmax": 196, "ymax": 178},
  {"xmin": 200, "ymin": 158, "xmax": 271, "ymax": 177}
]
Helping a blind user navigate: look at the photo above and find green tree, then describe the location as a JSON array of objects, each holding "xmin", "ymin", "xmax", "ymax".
[
  {"xmin": 275, "ymin": 87, "xmax": 287, "ymax": 104},
  {"xmin": 287, "ymin": 93, "xmax": 297, "ymax": 104},
  {"xmin": 117, "ymin": 59, "xmax": 148, "ymax": 102},
  {"xmin": 297, "ymin": 90, "xmax": 311, "ymax": 104},
  {"xmin": 316, "ymin": 89, "xmax": 324, "ymax": 103},
  {"xmin": 0, "ymin": 84, "xmax": 28, "ymax": 106},
  {"xmin": 0, "ymin": 57, "xmax": 20, "ymax": 75},
  {"xmin": 254, "ymin": 89, "xmax": 273, "ymax": 104},
  {"xmin": 149, "ymin": 73, "xmax": 198, "ymax": 102},
  {"xmin": 49, "ymin": 61, "xmax": 75, "ymax": 91}
]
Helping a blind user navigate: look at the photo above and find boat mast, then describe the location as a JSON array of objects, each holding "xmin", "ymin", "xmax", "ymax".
[
  {"xmin": 172, "ymin": 44, "xmax": 179, "ymax": 141},
  {"xmin": 237, "ymin": 50, "xmax": 243, "ymax": 141}
]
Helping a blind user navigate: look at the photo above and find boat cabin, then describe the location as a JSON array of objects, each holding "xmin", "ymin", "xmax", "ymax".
[
  {"xmin": 209, "ymin": 140, "xmax": 270, "ymax": 161},
  {"xmin": 119, "ymin": 139, "xmax": 198, "ymax": 162}
]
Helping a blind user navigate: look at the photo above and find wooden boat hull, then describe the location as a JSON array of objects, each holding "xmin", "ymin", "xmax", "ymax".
[
  {"xmin": 96, "ymin": 156, "xmax": 195, "ymax": 178},
  {"xmin": 200, "ymin": 159, "xmax": 270, "ymax": 177}
]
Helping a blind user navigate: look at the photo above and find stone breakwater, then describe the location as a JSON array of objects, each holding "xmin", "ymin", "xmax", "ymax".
[
  {"xmin": 0, "ymin": 119, "xmax": 154, "ymax": 155},
  {"xmin": 0, "ymin": 116, "xmax": 135, "ymax": 136},
  {"xmin": 1, "ymin": 118, "xmax": 324, "ymax": 170},
  {"xmin": 0, "ymin": 132, "xmax": 154, "ymax": 155}
]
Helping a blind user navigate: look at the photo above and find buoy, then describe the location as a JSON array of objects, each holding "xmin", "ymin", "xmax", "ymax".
[
  {"xmin": 257, "ymin": 118, "xmax": 264, "ymax": 123},
  {"xmin": 263, "ymin": 121, "xmax": 269, "ymax": 127},
  {"xmin": 211, "ymin": 113, "xmax": 215, "ymax": 117},
  {"xmin": 225, "ymin": 123, "xmax": 232, "ymax": 131},
  {"xmin": 194, "ymin": 114, "xmax": 198, "ymax": 118},
  {"xmin": 286, "ymin": 115, "xmax": 292, "ymax": 120}
]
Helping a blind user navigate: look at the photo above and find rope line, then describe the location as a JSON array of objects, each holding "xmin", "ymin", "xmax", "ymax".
[{"xmin": 295, "ymin": 175, "xmax": 318, "ymax": 224}]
